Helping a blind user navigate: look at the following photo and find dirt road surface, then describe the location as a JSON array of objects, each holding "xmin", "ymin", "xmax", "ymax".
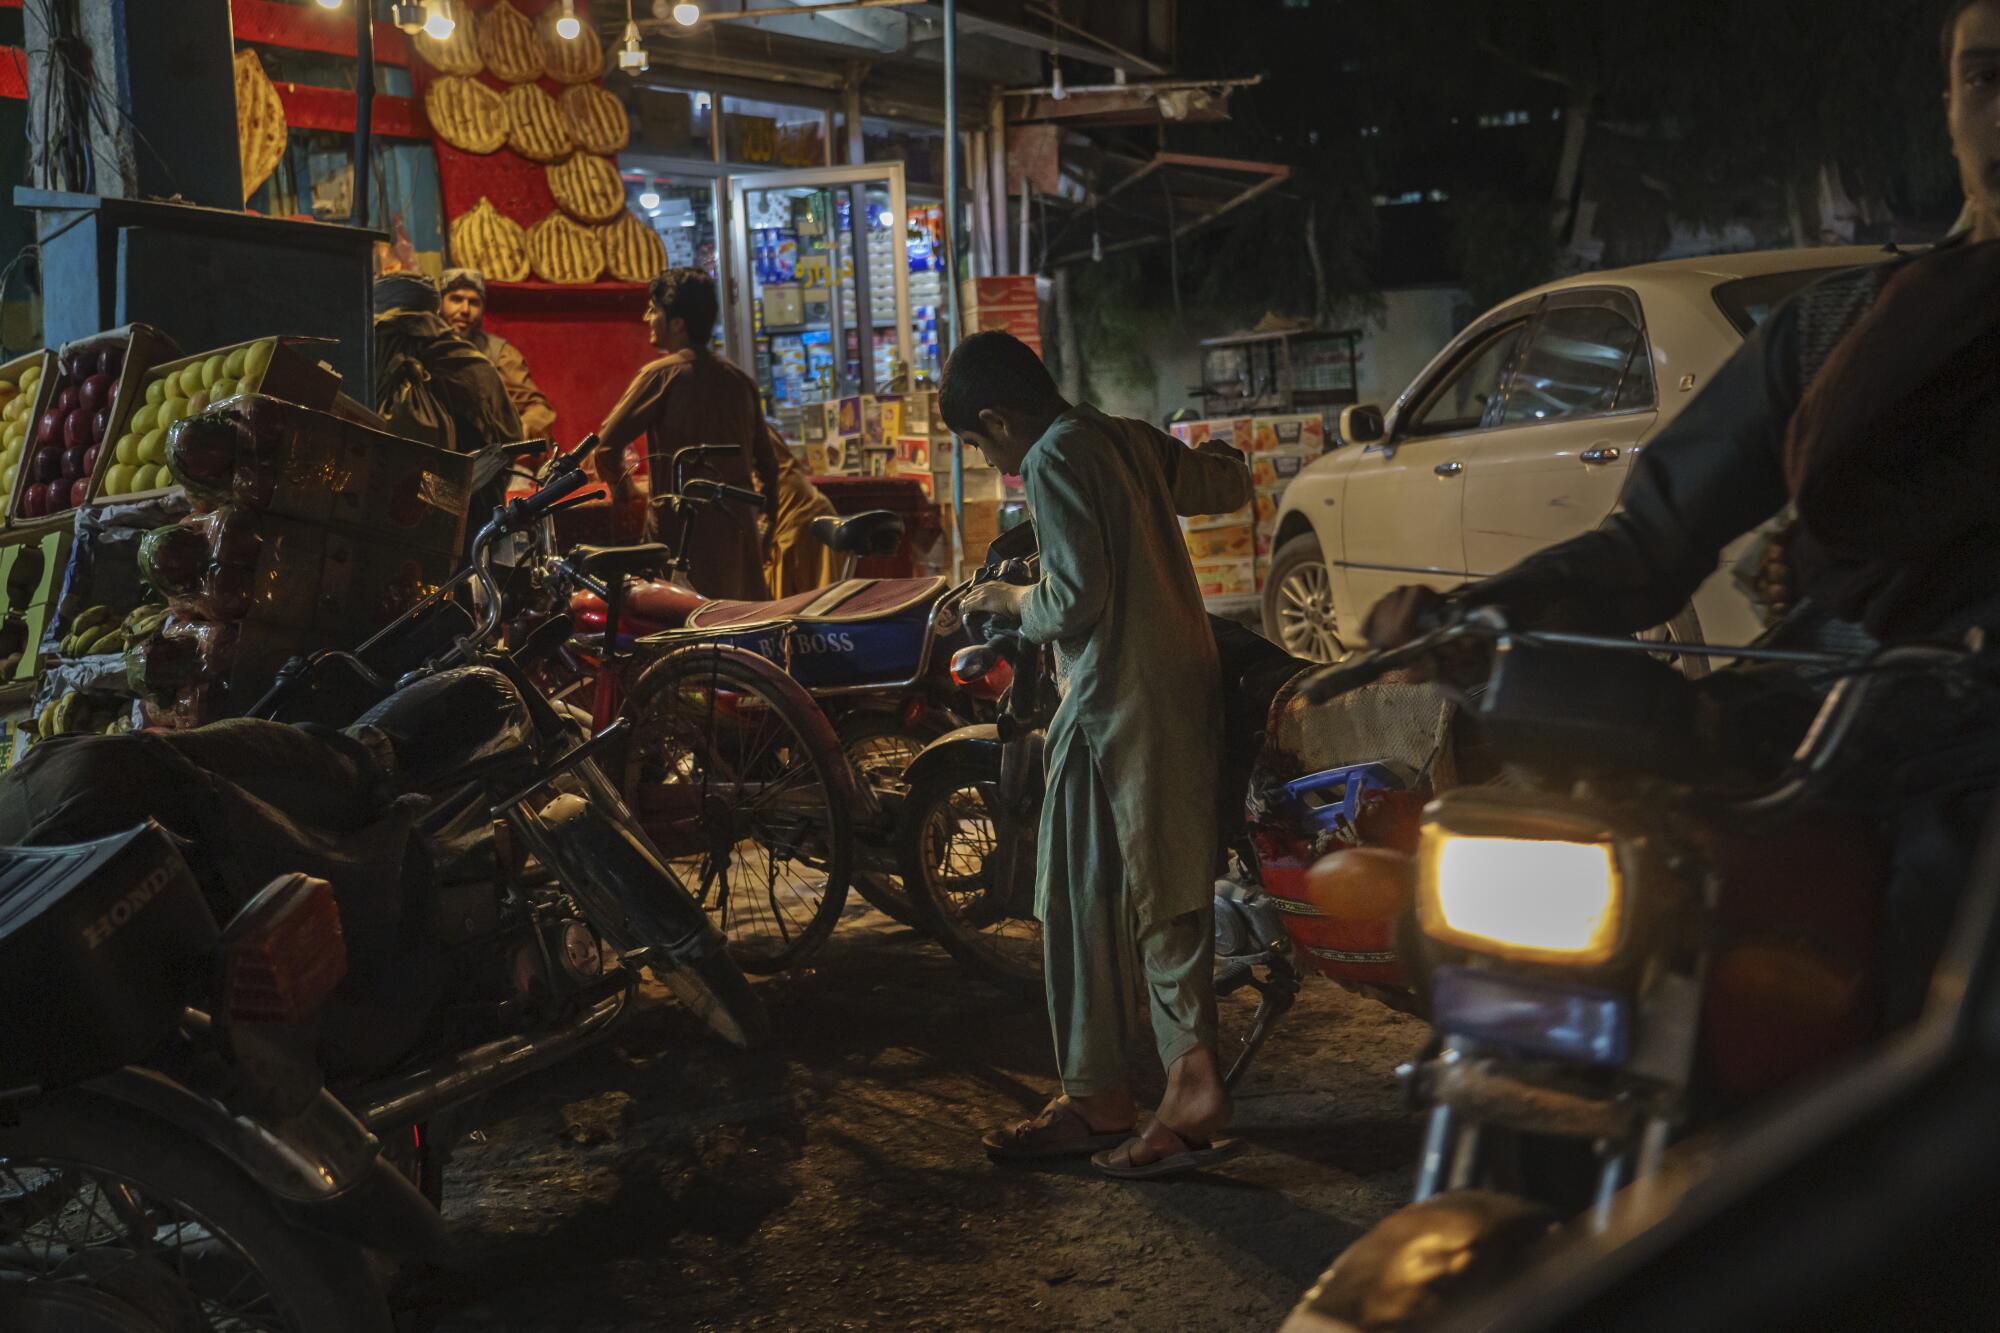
[{"xmin": 425, "ymin": 905, "xmax": 1428, "ymax": 1332}]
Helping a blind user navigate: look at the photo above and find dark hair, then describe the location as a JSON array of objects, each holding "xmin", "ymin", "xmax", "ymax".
[
  {"xmin": 1945, "ymin": 0, "xmax": 1989, "ymax": 72},
  {"xmin": 649, "ymin": 267, "xmax": 719, "ymax": 346},
  {"xmin": 939, "ymin": 330, "xmax": 1063, "ymax": 436}
]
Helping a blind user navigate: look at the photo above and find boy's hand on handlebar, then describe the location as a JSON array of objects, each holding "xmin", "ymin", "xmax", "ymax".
[
  {"xmin": 1363, "ymin": 585, "xmax": 1448, "ymax": 650},
  {"xmin": 961, "ymin": 580, "xmax": 1029, "ymax": 621}
]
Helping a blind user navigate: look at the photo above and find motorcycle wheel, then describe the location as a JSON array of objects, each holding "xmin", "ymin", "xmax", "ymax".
[
  {"xmin": 837, "ymin": 711, "xmax": 942, "ymax": 930},
  {"xmin": 0, "ymin": 1092, "xmax": 392, "ymax": 1333},
  {"xmin": 622, "ymin": 646, "xmax": 854, "ymax": 973},
  {"xmin": 898, "ymin": 747, "xmax": 1044, "ymax": 998}
]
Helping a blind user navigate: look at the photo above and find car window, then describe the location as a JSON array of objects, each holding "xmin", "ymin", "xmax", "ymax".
[
  {"xmin": 1712, "ymin": 267, "xmax": 1860, "ymax": 335},
  {"xmin": 1498, "ymin": 304, "xmax": 1651, "ymax": 426},
  {"xmin": 1401, "ymin": 322, "xmax": 1528, "ymax": 438}
]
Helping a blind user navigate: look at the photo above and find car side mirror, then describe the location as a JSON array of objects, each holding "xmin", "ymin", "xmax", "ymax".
[{"xmin": 1340, "ymin": 404, "xmax": 1387, "ymax": 446}]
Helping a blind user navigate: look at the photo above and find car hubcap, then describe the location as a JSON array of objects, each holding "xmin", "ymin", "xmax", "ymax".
[{"xmin": 1276, "ymin": 562, "xmax": 1343, "ymax": 663}]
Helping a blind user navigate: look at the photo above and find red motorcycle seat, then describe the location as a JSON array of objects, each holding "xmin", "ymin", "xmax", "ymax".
[
  {"xmin": 687, "ymin": 577, "xmax": 945, "ymax": 631},
  {"xmin": 568, "ymin": 577, "xmax": 703, "ymax": 632}
]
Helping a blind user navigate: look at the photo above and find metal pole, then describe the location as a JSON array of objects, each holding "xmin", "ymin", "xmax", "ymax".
[
  {"xmin": 942, "ymin": 0, "xmax": 962, "ymax": 578},
  {"xmin": 351, "ymin": 0, "xmax": 374, "ymax": 228}
]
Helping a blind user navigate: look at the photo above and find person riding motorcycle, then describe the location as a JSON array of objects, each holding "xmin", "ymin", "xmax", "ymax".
[{"xmin": 1364, "ymin": 2, "xmax": 2000, "ymax": 1026}]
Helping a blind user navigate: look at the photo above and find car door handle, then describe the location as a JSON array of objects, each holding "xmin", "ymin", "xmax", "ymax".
[
  {"xmin": 1580, "ymin": 446, "xmax": 1620, "ymax": 465},
  {"xmin": 1433, "ymin": 461, "xmax": 1463, "ymax": 477}
]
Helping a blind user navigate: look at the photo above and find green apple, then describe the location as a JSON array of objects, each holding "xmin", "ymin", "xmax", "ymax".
[
  {"xmin": 138, "ymin": 428, "xmax": 167, "ymax": 465},
  {"xmin": 103, "ymin": 462, "xmax": 134, "ymax": 495},
  {"xmin": 114, "ymin": 433, "xmax": 140, "ymax": 466}
]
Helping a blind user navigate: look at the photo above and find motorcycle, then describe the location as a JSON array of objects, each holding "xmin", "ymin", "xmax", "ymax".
[
  {"xmin": 0, "ymin": 824, "xmax": 440, "ymax": 1331},
  {"xmin": 1285, "ymin": 609, "xmax": 1996, "ymax": 1330},
  {"xmin": 896, "ymin": 521, "xmax": 1304, "ymax": 1083}
]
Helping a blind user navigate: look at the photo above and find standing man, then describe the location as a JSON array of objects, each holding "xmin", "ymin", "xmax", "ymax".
[
  {"xmin": 592, "ymin": 268, "xmax": 779, "ymax": 600},
  {"xmin": 947, "ymin": 331, "xmax": 1253, "ymax": 1179},
  {"xmin": 439, "ymin": 269, "xmax": 557, "ymax": 440}
]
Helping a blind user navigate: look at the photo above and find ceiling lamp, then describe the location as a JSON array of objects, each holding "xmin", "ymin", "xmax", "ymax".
[
  {"xmin": 639, "ymin": 190, "xmax": 662, "ymax": 210},
  {"xmin": 391, "ymin": 3, "xmax": 425, "ymax": 30},
  {"xmin": 314, "ymin": 0, "xmax": 343, "ymax": 10},
  {"xmin": 617, "ymin": 13, "xmax": 649, "ymax": 73},
  {"xmin": 422, "ymin": 2, "xmax": 457, "ymax": 40},
  {"xmin": 672, "ymin": 2, "xmax": 701, "ymax": 26},
  {"xmin": 556, "ymin": 0, "xmax": 581, "ymax": 39}
]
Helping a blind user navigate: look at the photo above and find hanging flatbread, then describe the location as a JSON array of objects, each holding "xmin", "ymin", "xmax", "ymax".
[
  {"xmin": 449, "ymin": 198, "xmax": 531, "ymax": 283},
  {"xmin": 547, "ymin": 152, "xmax": 625, "ymax": 223},
  {"xmin": 503, "ymin": 83, "xmax": 574, "ymax": 163},
  {"xmin": 477, "ymin": 0, "xmax": 546, "ymax": 84},
  {"xmin": 426, "ymin": 75, "xmax": 508, "ymax": 155},
  {"xmin": 599, "ymin": 210, "xmax": 667, "ymax": 284},
  {"xmin": 560, "ymin": 83, "xmax": 630, "ymax": 155},
  {"xmin": 541, "ymin": 8, "xmax": 606, "ymax": 84},
  {"xmin": 527, "ymin": 212, "xmax": 605, "ymax": 284},
  {"xmin": 234, "ymin": 49, "xmax": 287, "ymax": 202},
  {"xmin": 412, "ymin": 0, "xmax": 483, "ymax": 75}
]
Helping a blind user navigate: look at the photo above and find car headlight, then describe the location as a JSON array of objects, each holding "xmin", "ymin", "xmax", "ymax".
[{"xmin": 1415, "ymin": 793, "xmax": 1629, "ymax": 966}]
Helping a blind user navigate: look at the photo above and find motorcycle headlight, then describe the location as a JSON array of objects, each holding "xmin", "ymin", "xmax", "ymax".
[{"xmin": 1415, "ymin": 793, "xmax": 1629, "ymax": 966}]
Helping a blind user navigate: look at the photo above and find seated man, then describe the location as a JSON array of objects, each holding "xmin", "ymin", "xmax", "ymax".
[
  {"xmin": 1366, "ymin": 0, "xmax": 2000, "ymax": 1023},
  {"xmin": 440, "ymin": 268, "xmax": 557, "ymax": 440},
  {"xmin": 753, "ymin": 422, "xmax": 838, "ymax": 596}
]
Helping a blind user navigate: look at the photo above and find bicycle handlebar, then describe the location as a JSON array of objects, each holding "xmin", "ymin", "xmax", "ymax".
[{"xmin": 682, "ymin": 478, "xmax": 764, "ymax": 509}]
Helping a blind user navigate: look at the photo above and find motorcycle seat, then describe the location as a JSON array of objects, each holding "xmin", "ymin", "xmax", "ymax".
[
  {"xmin": 682, "ymin": 576, "xmax": 946, "ymax": 633},
  {"xmin": 810, "ymin": 510, "xmax": 904, "ymax": 557},
  {"xmin": 571, "ymin": 543, "xmax": 672, "ymax": 581}
]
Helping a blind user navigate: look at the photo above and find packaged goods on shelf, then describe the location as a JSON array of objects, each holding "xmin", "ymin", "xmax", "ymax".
[
  {"xmin": 1192, "ymin": 557, "xmax": 1257, "ymax": 599},
  {"xmin": 1252, "ymin": 452, "xmax": 1312, "ymax": 491},
  {"xmin": 1169, "ymin": 417, "xmax": 1249, "ymax": 450},
  {"xmin": 1184, "ymin": 523, "xmax": 1254, "ymax": 561},
  {"xmin": 1247, "ymin": 413, "xmax": 1328, "ymax": 456}
]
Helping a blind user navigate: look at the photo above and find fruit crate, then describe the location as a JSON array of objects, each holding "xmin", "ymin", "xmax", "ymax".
[
  {"xmin": 93, "ymin": 336, "xmax": 342, "ymax": 506},
  {"xmin": 0, "ymin": 350, "xmax": 57, "ymax": 531},
  {"xmin": 7, "ymin": 326, "xmax": 177, "ymax": 530}
]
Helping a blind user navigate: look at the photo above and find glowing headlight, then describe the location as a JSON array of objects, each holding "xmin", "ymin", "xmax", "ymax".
[{"xmin": 1418, "ymin": 830, "xmax": 1623, "ymax": 965}]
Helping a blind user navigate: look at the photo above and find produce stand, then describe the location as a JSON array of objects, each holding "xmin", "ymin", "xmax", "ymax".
[{"xmin": 1172, "ymin": 413, "xmax": 1332, "ymax": 614}]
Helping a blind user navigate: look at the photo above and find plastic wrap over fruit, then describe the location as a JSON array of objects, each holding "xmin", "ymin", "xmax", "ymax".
[
  {"xmin": 165, "ymin": 413, "xmax": 252, "ymax": 502},
  {"xmin": 123, "ymin": 629, "xmax": 201, "ymax": 701},
  {"xmin": 136, "ymin": 522, "xmax": 211, "ymax": 599}
]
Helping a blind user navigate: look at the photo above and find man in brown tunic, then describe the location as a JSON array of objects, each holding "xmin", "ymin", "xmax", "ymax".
[{"xmin": 592, "ymin": 268, "xmax": 779, "ymax": 600}]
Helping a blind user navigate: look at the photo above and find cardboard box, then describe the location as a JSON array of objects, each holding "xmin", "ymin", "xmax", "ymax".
[
  {"xmin": 800, "ymin": 400, "xmax": 831, "ymax": 445},
  {"xmin": 0, "ymin": 348, "xmax": 57, "ymax": 530},
  {"xmin": 956, "ymin": 498, "xmax": 1004, "ymax": 549},
  {"xmin": 903, "ymin": 389, "xmax": 938, "ymax": 437},
  {"xmin": 836, "ymin": 395, "xmax": 866, "ymax": 437},
  {"xmin": 806, "ymin": 438, "xmax": 851, "ymax": 475},
  {"xmin": 874, "ymin": 395, "xmax": 903, "ymax": 445},
  {"xmin": 1171, "ymin": 417, "xmax": 1249, "ymax": 449},
  {"xmin": 1192, "ymin": 557, "xmax": 1257, "ymax": 599},
  {"xmin": 763, "ymin": 283, "xmax": 805, "ymax": 328},
  {"xmin": 1248, "ymin": 413, "xmax": 1327, "ymax": 456},
  {"xmin": 11, "ymin": 325, "xmax": 179, "ymax": 526},
  {"xmin": 1183, "ymin": 522, "xmax": 1254, "ymax": 560},
  {"xmin": 1183, "ymin": 497, "xmax": 1254, "ymax": 531},
  {"xmin": 894, "ymin": 435, "xmax": 931, "ymax": 471},
  {"xmin": 1252, "ymin": 453, "xmax": 1313, "ymax": 490},
  {"xmin": 861, "ymin": 445, "xmax": 894, "ymax": 478}
]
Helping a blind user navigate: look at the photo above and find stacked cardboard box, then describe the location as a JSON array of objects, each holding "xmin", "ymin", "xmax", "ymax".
[
  {"xmin": 1245, "ymin": 414, "xmax": 1328, "ymax": 590},
  {"xmin": 1170, "ymin": 417, "xmax": 1257, "ymax": 601}
]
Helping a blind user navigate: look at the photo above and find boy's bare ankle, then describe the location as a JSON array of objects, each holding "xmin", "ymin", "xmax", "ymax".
[{"xmin": 1066, "ymin": 1088, "xmax": 1137, "ymax": 1131}]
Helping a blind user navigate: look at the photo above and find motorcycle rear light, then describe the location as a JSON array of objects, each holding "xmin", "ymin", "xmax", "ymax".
[
  {"xmin": 1431, "ymin": 965, "xmax": 1630, "ymax": 1068},
  {"xmin": 223, "ymin": 873, "xmax": 348, "ymax": 1024}
]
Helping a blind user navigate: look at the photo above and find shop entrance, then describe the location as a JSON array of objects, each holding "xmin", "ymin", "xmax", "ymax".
[{"xmin": 726, "ymin": 162, "xmax": 914, "ymax": 429}]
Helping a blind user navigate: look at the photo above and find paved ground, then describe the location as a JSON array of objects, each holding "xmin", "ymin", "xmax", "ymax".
[{"xmin": 423, "ymin": 902, "xmax": 1429, "ymax": 1332}]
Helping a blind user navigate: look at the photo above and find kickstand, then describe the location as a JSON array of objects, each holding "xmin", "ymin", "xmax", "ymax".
[{"xmin": 1223, "ymin": 949, "xmax": 1301, "ymax": 1093}]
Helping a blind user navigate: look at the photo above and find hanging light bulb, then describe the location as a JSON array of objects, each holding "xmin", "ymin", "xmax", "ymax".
[
  {"xmin": 639, "ymin": 189, "xmax": 662, "ymax": 210},
  {"xmin": 556, "ymin": 0, "xmax": 581, "ymax": 39},
  {"xmin": 1091, "ymin": 223, "xmax": 1102, "ymax": 262},
  {"xmin": 617, "ymin": 18, "xmax": 649, "ymax": 72},
  {"xmin": 672, "ymin": 1, "xmax": 701, "ymax": 26},
  {"xmin": 391, "ymin": 2, "xmax": 425, "ymax": 30},
  {"xmin": 1050, "ymin": 61, "xmax": 1067, "ymax": 101},
  {"xmin": 422, "ymin": 2, "xmax": 456, "ymax": 40},
  {"xmin": 314, "ymin": 0, "xmax": 344, "ymax": 10}
]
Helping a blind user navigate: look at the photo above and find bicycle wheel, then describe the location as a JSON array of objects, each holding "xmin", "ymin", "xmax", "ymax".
[
  {"xmin": 898, "ymin": 747, "xmax": 1044, "ymax": 997},
  {"xmin": 622, "ymin": 645, "xmax": 855, "ymax": 972},
  {"xmin": 837, "ymin": 711, "xmax": 939, "ymax": 930}
]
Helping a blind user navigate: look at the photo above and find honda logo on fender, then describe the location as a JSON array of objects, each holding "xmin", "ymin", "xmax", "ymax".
[{"xmin": 83, "ymin": 862, "xmax": 177, "ymax": 951}]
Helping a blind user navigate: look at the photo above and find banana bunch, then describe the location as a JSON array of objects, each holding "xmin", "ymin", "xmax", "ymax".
[
  {"xmin": 33, "ymin": 690, "xmax": 129, "ymax": 741},
  {"xmin": 122, "ymin": 602, "xmax": 168, "ymax": 642},
  {"xmin": 58, "ymin": 603, "xmax": 141, "ymax": 658}
]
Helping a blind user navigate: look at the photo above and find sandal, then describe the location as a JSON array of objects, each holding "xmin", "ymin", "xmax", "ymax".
[
  {"xmin": 983, "ymin": 1098, "xmax": 1135, "ymax": 1162},
  {"xmin": 1091, "ymin": 1120, "xmax": 1244, "ymax": 1179}
]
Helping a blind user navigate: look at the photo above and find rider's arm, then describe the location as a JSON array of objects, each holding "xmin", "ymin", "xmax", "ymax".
[
  {"xmin": 1018, "ymin": 444, "xmax": 1109, "ymax": 645},
  {"xmin": 1451, "ymin": 292, "xmax": 1807, "ymax": 635},
  {"xmin": 591, "ymin": 363, "xmax": 667, "ymax": 481},
  {"xmin": 1145, "ymin": 421, "xmax": 1253, "ymax": 518}
]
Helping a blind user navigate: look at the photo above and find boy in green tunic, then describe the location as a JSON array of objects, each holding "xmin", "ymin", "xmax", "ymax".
[{"xmin": 944, "ymin": 332, "xmax": 1252, "ymax": 1179}]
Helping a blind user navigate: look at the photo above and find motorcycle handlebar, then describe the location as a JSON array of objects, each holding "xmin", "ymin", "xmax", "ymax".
[{"xmin": 506, "ymin": 465, "xmax": 590, "ymax": 526}]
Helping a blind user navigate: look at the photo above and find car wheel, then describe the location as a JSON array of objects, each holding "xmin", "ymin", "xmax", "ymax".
[{"xmin": 1263, "ymin": 533, "xmax": 1344, "ymax": 663}]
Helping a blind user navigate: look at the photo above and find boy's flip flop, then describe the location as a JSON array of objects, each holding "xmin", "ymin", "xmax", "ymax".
[
  {"xmin": 1090, "ymin": 1121, "xmax": 1245, "ymax": 1179},
  {"xmin": 983, "ymin": 1099, "xmax": 1134, "ymax": 1162}
]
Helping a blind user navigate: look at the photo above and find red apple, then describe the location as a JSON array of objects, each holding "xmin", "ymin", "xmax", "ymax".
[
  {"xmin": 165, "ymin": 417, "xmax": 242, "ymax": 483},
  {"xmin": 61, "ymin": 444, "xmax": 87, "ymax": 479},
  {"xmin": 30, "ymin": 446, "xmax": 62, "ymax": 484},
  {"xmin": 78, "ymin": 373, "xmax": 113, "ymax": 416},
  {"xmin": 53, "ymin": 385, "xmax": 76, "ymax": 417},
  {"xmin": 34, "ymin": 408, "xmax": 62, "ymax": 449},
  {"xmin": 69, "ymin": 477, "xmax": 89, "ymax": 508},
  {"xmin": 63, "ymin": 408, "xmax": 89, "ymax": 451},
  {"xmin": 144, "ymin": 525, "xmax": 208, "ymax": 591},
  {"xmin": 98, "ymin": 348, "xmax": 122, "ymax": 379},
  {"xmin": 66, "ymin": 353, "xmax": 93, "ymax": 382},
  {"xmin": 20, "ymin": 483, "xmax": 45, "ymax": 519},
  {"xmin": 81, "ymin": 444, "xmax": 98, "ymax": 475},
  {"xmin": 212, "ymin": 510, "xmax": 263, "ymax": 568},
  {"xmin": 92, "ymin": 407, "xmax": 109, "ymax": 443}
]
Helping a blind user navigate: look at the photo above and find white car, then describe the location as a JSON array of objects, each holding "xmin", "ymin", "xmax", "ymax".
[{"xmin": 1263, "ymin": 245, "xmax": 1893, "ymax": 661}]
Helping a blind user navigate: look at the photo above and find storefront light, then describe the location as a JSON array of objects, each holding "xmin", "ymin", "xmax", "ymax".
[
  {"xmin": 421, "ymin": 2, "xmax": 456, "ymax": 40},
  {"xmin": 556, "ymin": 0, "xmax": 581, "ymax": 39},
  {"xmin": 639, "ymin": 190, "xmax": 662, "ymax": 210},
  {"xmin": 672, "ymin": 1, "xmax": 701, "ymax": 26},
  {"xmin": 314, "ymin": 0, "xmax": 343, "ymax": 10},
  {"xmin": 391, "ymin": 2, "xmax": 425, "ymax": 30}
]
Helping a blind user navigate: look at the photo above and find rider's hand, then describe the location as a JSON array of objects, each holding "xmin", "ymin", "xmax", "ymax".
[
  {"xmin": 1363, "ymin": 585, "xmax": 1447, "ymax": 649},
  {"xmin": 961, "ymin": 580, "xmax": 1029, "ymax": 621},
  {"xmin": 592, "ymin": 444, "xmax": 627, "ymax": 488}
]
